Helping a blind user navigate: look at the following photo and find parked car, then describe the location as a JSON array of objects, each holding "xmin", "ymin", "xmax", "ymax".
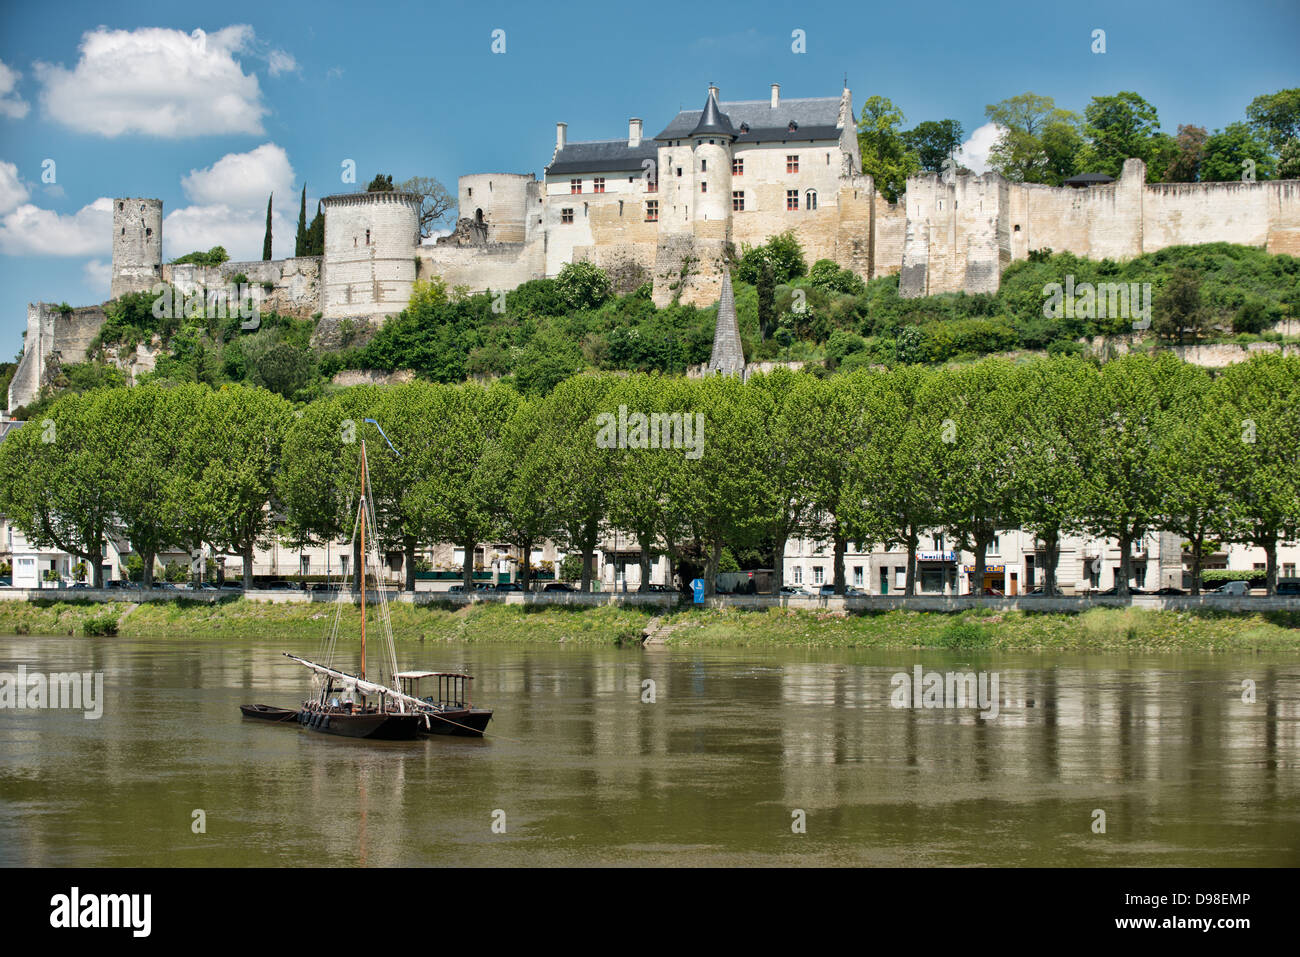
[
  {"xmin": 494, "ymin": 582, "xmax": 523, "ymax": 592},
  {"xmin": 646, "ymin": 583, "xmax": 673, "ymax": 593},
  {"xmin": 1275, "ymin": 579, "xmax": 1300, "ymax": 596},
  {"xmin": 219, "ymin": 582, "xmax": 243, "ymax": 591},
  {"xmin": 1211, "ymin": 580, "xmax": 1250, "ymax": 596},
  {"xmin": 266, "ymin": 580, "xmax": 300, "ymax": 591},
  {"xmin": 68, "ymin": 582, "xmax": 91, "ymax": 590},
  {"xmin": 0, "ymin": 576, "xmax": 13, "ymax": 587},
  {"xmin": 543, "ymin": 582, "xmax": 575, "ymax": 592},
  {"xmin": 1153, "ymin": 586, "xmax": 1186, "ymax": 596}
]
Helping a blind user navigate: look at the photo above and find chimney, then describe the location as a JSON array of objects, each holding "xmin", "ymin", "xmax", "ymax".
[
  {"xmin": 771, "ymin": 84, "xmax": 780, "ymax": 109},
  {"xmin": 628, "ymin": 118, "xmax": 642, "ymax": 148},
  {"xmin": 556, "ymin": 122, "xmax": 567, "ymax": 152},
  {"xmin": 708, "ymin": 84, "xmax": 719, "ymax": 101}
]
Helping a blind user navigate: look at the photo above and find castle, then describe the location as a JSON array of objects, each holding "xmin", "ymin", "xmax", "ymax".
[{"xmin": 9, "ymin": 82, "xmax": 1300, "ymax": 412}]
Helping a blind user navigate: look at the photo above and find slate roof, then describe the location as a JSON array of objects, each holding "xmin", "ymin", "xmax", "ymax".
[
  {"xmin": 1064, "ymin": 172, "xmax": 1116, "ymax": 187},
  {"xmin": 656, "ymin": 96, "xmax": 844, "ymax": 143},
  {"xmin": 546, "ymin": 140, "xmax": 659, "ymax": 176},
  {"xmin": 689, "ymin": 91, "xmax": 736, "ymax": 139},
  {"xmin": 707, "ymin": 271, "xmax": 745, "ymax": 377}
]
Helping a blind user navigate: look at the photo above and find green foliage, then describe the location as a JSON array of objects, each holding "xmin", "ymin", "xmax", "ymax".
[
  {"xmin": 171, "ymin": 246, "xmax": 229, "ymax": 267},
  {"xmin": 857, "ymin": 95, "xmax": 920, "ymax": 201},
  {"xmin": 735, "ymin": 231, "xmax": 806, "ymax": 285},
  {"xmin": 554, "ymin": 260, "xmax": 612, "ymax": 310},
  {"xmin": 367, "ymin": 174, "xmax": 395, "ymax": 192},
  {"xmin": 82, "ymin": 610, "xmax": 119, "ymax": 636}
]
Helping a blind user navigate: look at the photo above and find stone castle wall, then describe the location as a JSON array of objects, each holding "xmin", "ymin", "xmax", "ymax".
[
  {"xmin": 8, "ymin": 303, "xmax": 107, "ymax": 412},
  {"xmin": 164, "ymin": 256, "xmax": 321, "ymax": 320}
]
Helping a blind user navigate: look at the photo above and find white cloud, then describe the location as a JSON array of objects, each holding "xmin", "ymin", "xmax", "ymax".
[
  {"xmin": 0, "ymin": 196, "xmax": 112, "ymax": 256},
  {"xmin": 83, "ymin": 258, "xmax": 112, "ymax": 298},
  {"xmin": 267, "ymin": 49, "xmax": 298, "ymax": 76},
  {"xmin": 0, "ymin": 160, "xmax": 30, "ymax": 214},
  {"xmin": 181, "ymin": 143, "xmax": 295, "ymax": 210},
  {"xmin": 34, "ymin": 25, "xmax": 268, "ymax": 137},
  {"xmin": 955, "ymin": 122, "xmax": 1004, "ymax": 175},
  {"xmin": 0, "ymin": 60, "xmax": 29, "ymax": 119},
  {"xmin": 164, "ymin": 203, "xmax": 295, "ymax": 262}
]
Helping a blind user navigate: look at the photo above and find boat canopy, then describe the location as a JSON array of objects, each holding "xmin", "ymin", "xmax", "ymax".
[{"xmin": 394, "ymin": 671, "xmax": 472, "ymax": 680}]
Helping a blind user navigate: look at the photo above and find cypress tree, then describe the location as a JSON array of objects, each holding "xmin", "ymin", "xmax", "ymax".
[
  {"xmin": 307, "ymin": 201, "xmax": 324, "ymax": 256},
  {"xmin": 295, "ymin": 185, "xmax": 307, "ymax": 257},
  {"xmin": 262, "ymin": 193, "xmax": 273, "ymax": 260}
]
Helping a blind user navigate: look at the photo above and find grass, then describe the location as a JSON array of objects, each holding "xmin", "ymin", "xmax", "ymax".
[{"xmin": 0, "ymin": 599, "xmax": 1298, "ymax": 652}]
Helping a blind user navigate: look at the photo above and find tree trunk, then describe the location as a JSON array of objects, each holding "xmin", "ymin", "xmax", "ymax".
[
  {"xmin": 1116, "ymin": 530, "xmax": 1133, "ymax": 597},
  {"xmin": 141, "ymin": 548, "xmax": 156, "ymax": 590},
  {"xmin": 772, "ymin": 530, "xmax": 788, "ymax": 592},
  {"xmin": 972, "ymin": 532, "xmax": 992, "ymax": 597},
  {"xmin": 1042, "ymin": 529, "xmax": 1060, "ymax": 597},
  {"xmin": 905, "ymin": 527, "xmax": 919, "ymax": 596},
  {"xmin": 462, "ymin": 538, "xmax": 475, "ymax": 592},
  {"xmin": 1189, "ymin": 531, "xmax": 1203, "ymax": 596},
  {"xmin": 638, "ymin": 542, "xmax": 652, "ymax": 593},
  {"xmin": 89, "ymin": 541, "xmax": 104, "ymax": 589},
  {"xmin": 580, "ymin": 547, "xmax": 596, "ymax": 593},
  {"xmin": 1263, "ymin": 537, "xmax": 1278, "ymax": 596},
  {"xmin": 403, "ymin": 534, "xmax": 416, "ymax": 593},
  {"xmin": 832, "ymin": 526, "xmax": 847, "ymax": 595},
  {"xmin": 703, "ymin": 539, "xmax": 722, "ymax": 597},
  {"xmin": 519, "ymin": 537, "xmax": 533, "ymax": 592}
]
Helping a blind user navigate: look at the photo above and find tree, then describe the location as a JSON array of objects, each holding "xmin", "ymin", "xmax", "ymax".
[
  {"xmin": 306, "ymin": 201, "xmax": 324, "ymax": 257},
  {"xmin": 398, "ymin": 176, "xmax": 456, "ymax": 239},
  {"xmin": 1215, "ymin": 354, "xmax": 1300, "ymax": 595},
  {"xmin": 205, "ymin": 385, "xmax": 293, "ymax": 590},
  {"xmin": 1082, "ymin": 353, "xmax": 1188, "ymax": 597},
  {"xmin": 262, "ymin": 193, "xmax": 273, "ymax": 260},
  {"xmin": 1153, "ymin": 268, "xmax": 1212, "ymax": 342},
  {"xmin": 366, "ymin": 174, "xmax": 395, "ymax": 192},
  {"xmin": 1246, "ymin": 89, "xmax": 1300, "ymax": 154},
  {"xmin": 1278, "ymin": 138, "xmax": 1300, "ymax": 179},
  {"xmin": 858, "ymin": 95, "xmax": 919, "ymax": 202},
  {"xmin": 1077, "ymin": 92, "xmax": 1164, "ymax": 180},
  {"xmin": 902, "ymin": 119, "xmax": 963, "ymax": 174},
  {"xmin": 927, "ymin": 360, "xmax": 1020, "ymax": 596},
  {"xmin": 491, "ymin": 395, "xmax": 560, "ymax": 591},
  {"xmin": 1200, "ymin": 123, "xmax": 1275, "ymax": 182},
  {"xmin": 295, "ymin": 185, "xmax": 308, "ymax": 257},
  {"xmin": 850, "ymin": 365, "xmax": 944, "ymax": 595},
  {"xmin": 0, "ymin": 390, "xmax": 117, "ymax": 587},
  {"xmin": 1166, "ymin": 124, "xmax": 1208, "ymax": 183},
  {"xmin": 986, "ymin": 93, "xmax": 1083, "ymax": 184},
  {"xmin": 555, "ymin": 260, "xmax": 612, "ymax": 310}
]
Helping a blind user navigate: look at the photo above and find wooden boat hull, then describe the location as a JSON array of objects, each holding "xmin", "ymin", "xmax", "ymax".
[
  {"xmin": 418, "ymin": 708, "xmax": 493, "ymax": 737},
  {"xmin": 240, "ymin": 703, "xmax": 300, "ymax": 723},
  {"xmin": 297, "ymin": 708, "xmax": 424, "ymax": 740}
]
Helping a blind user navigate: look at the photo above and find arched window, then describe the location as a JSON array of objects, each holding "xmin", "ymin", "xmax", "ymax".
[
  {"xmin": 475, "ymin": 208, "xmax": 484, "ymax": 225},
  {"xmin": 805, "ymin": 189, "xmax": 818, "ymax": 211}
]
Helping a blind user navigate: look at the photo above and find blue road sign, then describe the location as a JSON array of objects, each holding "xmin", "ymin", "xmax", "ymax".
[{"xmin": 692, "ymin": 578, "xmax": 705, "ymax": 603}]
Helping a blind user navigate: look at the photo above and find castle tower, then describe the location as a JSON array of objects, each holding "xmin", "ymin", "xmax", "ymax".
[
  {"xmin": 689, "ymin": 87, "xmax": 735, "ymax": 224},
  {"xmin": 706, "ymin": 270, "xmax": 744, "ymax": 377},
  {"xmin": 110, "ymin": 198, "xmax": 163, "ymax": 299},
  {"xmin": 320, "ymin": 190, "xmax": 421, "ymax": 319}
]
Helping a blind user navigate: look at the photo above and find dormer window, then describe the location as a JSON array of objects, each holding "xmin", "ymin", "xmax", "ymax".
[
  {"xmin": 739, "ymin": 122, "xmax": 750, "ymax": 134},
  {"xmin": 788, "ymin": 121, "xmax": 798, "ymax": 132}
]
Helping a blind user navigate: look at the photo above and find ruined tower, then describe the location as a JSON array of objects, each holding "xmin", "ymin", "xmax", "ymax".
[
  {"xmin": 706, "ymin": 270, "xmax": 744, "ymax": 377},
  {"xmin": 110, "ymin": 198, "xmax": 163, "ymax": 299}
]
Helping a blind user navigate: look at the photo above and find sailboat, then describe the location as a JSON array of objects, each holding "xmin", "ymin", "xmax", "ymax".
[{"xmin": 288, "ymin": 436, "xmax": 425, "ymax": 740}]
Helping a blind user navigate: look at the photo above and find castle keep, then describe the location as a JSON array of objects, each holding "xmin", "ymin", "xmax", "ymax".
[{"xmin": 9, "ymin": 81, "xmax": 1300, "ymax": 412}]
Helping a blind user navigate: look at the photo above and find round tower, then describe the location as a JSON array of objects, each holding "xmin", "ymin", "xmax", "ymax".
[
  {"xmin": 110, "ymin": 198, "xmax": 163, "ymax": 299},
  {"xmin": 689, "ymin": 87, "xmax": 734, "ymax": 224},
  {"xmin": 321, "ymin": 191, "xmax": 421, "ymax": 319}
]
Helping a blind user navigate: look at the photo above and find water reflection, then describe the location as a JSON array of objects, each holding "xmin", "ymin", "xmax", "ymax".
[{"xmin": 0, "ymin": 637, "xmax": 1297, "ymax": 866}]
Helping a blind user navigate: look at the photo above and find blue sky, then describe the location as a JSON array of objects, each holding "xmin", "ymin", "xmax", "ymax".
[{"xmin": 0, "ymin": 0, "xmax": 1297, "ymax": 359}]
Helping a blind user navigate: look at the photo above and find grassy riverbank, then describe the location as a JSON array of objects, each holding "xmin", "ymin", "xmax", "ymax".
[{"xmin": 2, "ymin": 598, "xmax": 1300, "ymax": 652}]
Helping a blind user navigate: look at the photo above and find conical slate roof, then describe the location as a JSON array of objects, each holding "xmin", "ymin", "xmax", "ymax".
[
  {"xmin": 707, "ymin": 271, "xmax": 745, "ymax": 377},
  {"xmin": 689, "ymin": 90, "xmax": 736, "ymax": 139}
]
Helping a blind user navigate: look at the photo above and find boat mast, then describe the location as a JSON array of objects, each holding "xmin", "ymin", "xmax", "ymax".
[{"xmin": 360, "ymin": 439, "xmax": 367, "ymax": 681}]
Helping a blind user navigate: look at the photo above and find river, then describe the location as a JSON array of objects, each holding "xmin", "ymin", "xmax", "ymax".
[{"xmin": 1, "ymin": 636, "xmax": 1297, "ymax": 866}]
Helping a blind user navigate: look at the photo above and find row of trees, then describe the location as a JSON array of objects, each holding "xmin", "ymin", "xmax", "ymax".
[
  {"xmin": 860, "ymin": 88, "xmax": 1300, "ymax": 199},
  {"xmin": 3, "ymin": 353, "xmax": 1298, "ymax": 596}
]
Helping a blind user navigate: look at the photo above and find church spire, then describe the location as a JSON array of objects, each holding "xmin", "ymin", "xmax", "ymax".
[{"xmin": 706, "ymin": 270, "xmax": 745, "ymax": 377}]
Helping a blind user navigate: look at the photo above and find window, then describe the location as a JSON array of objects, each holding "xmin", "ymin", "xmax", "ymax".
[
  {"xmin": 300, "ymin": 556, "xmax": 311, "ymax": 576},
  {"xmin": 700, "ymin": 159, "xmax": 707, "ymax": 172},
  {"xmin": 676, "ymin": 167, "xmax": 683, "ymax": 177},
  {"xmin": 813, "ymin": 566, "xmax": 825, "ymax": 585},
  {"xmin": 1254, "ymin": 562, "xmax": 1266, "ymax": 570},
  {"xmin": 732, "ymin": 157, "xmax": 743, "ymax": 175},
  {"xmin": 618, "ymin": 200, "xmax": 624, "ymax": 216},
  {"xmin": 570, "ymin": 179, "xmax": 582, "ymax": 194},
  {"xmin": 365, "ymin": 229, "xmax": 370, "ymax": 245},
  {"xmin": 786, "ymin": 190, "xmax": 799, "ymax": 210},
  {"xmin": 805, "ymin": 190, "xmax": 817, "ymax": 211},
  {"xmin": 853, "ymin": 566, "xmax": 864, "ymax": 586},
  {"xmin": 786, "ymin": 154, "xmax": 799, "ymax": 173},
  {"xmin": 732, "ymin": 191, "xmax": 745, "ymax": 211},
  {"xmin": 645, "ymin": 200, "xmax": 658, "ymax": 222},
  {"xmin": 987, "ymin": 536, "xmax": 1000, "ymax": 555},
  {"xmin": 700, "ymin": 181, "xmax": 707, "ymax": 193},
  {"xmin": 1134, "ymin": 563, "xmax": 1147, "ymax": 589},
  {"xmin": 593, "ymin": 177, "xmax": 605, "ymax": 193},
  {"xmin": 646, "ymin": 178, "xmax": 658, "ymax": 193},
  {"xmin": 1284, "ymin": 563, "xmax": 1296, "ymax": 578},
  {"xmin": 561, "ymin": 208, "xmax": 574, "ymax": 224},
  {"xmin": 793, "ymin": 566, "xmax": 803, "ymax": 585}
]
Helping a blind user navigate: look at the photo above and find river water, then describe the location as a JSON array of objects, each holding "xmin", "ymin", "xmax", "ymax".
[{"xmin": 1, "ymin": 636, "xmax": 1297, "ymax": 866}]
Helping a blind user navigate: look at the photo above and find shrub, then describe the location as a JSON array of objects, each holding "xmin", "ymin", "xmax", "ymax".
[{"xmin": 83, "ymin": 611, "xmax": 119, "ymax": 637}]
